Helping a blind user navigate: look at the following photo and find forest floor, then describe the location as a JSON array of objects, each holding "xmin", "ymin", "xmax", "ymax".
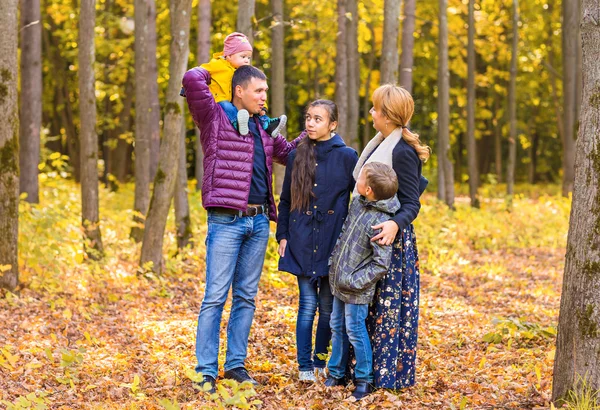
[{"xmin": 0, "ymin": 177, "xmax": 570, "ymax": 409}]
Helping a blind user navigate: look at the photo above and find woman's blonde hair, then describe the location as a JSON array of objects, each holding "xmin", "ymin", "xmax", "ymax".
[{"xmin": 372, "ymin": 84, "xmax": 431, "ymax": 161}]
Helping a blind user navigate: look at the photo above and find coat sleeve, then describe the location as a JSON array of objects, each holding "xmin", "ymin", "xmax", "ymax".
[
  {"xmin": 276, "ymin": 151, "xmax": 295, "ymax": 242},
  {"xmin": 391, "ymin": 146, "xmax": 421, "ymax": 230},
  {"xmin": 182, "ymin": 67, "xmax": 217, "ymax": 134},
  {"xmin": 341, "ymin": 231, "xmax": 392, "ymax": 293},
  {"xmin": 272, "ymin": 130, "xmax": 308, "ymax": 166}
]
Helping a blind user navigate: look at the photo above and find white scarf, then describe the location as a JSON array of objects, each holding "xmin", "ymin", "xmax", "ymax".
[{"xmin": 352, "ymin": 127, "xmax": 403, "ymax": 196}]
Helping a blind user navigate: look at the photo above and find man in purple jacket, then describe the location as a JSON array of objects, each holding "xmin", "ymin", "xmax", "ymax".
[{"xmin": 182, "ymin": 65, "xmax": 302, "ymax": 392}]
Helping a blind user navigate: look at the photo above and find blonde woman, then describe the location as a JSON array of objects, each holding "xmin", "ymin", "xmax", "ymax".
[{"xmin": 354, "ymin": 84, "xmax": 430, "ymax": 390}]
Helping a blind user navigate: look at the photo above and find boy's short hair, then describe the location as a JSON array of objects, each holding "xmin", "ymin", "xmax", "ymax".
[
  {"xmin": 362, "ymin": 162, "xmax": 398, "ymax": 200},
  {"xmin": 232, "ymin": 65, "xmax": 267, "ymax": 92}
]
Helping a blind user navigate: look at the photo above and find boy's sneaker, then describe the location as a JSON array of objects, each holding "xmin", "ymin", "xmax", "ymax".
[
  {"xmin": 237, "ymin": 109, "xmax": 250, "ymax": 135},
  {"xmin": 324, "ymin": 375, "xmax": 346, "ymax": 387},
  {"xmin": 299, "ymin": 370, "xmax": 317, "ymax": 383},
  {"xmin": 265, "ymin": 115, "xmax": 287, "ymax": 137},
  {"xmin": 351, "ymin": 380, "xmax": 374, "ymax": 400}
]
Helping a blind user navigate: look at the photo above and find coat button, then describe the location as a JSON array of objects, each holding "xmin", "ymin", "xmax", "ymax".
[{"xmin": 314, "ymin": 183, "xmax": 317, "ymax": 187}]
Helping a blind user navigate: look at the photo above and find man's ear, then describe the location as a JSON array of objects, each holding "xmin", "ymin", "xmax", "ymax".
[{"xmin": 234, "ymin": 84, "xmax": 243, "ymax": 99}]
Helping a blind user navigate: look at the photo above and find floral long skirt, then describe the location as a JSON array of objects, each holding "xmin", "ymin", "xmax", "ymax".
[{"xmin": 366, "ymin": 224, "xmax": 420, "ymax": 389}]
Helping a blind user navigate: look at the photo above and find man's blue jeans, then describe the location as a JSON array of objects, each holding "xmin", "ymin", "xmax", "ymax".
[
  {"xmin": 195, "ymin": 210, "xmax": 270, "ymax": 378},
  {"xmin": 296, "ymin": 276, "xmax": 333, "ymax": 371},
  {"xmin": 327, "ymin": 297, "xmax": 373, "ymax": 382}
]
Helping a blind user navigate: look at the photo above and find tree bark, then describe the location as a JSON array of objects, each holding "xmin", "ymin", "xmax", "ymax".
[
  {"xmin": 381, "ymin": 0, "xmax": 401, "ymax": 85},
  {"xmin": 237, "ymin": 0, "xmax": 255, "ymax": 44},
  {"xmin": 0, "ymin": 0, "xmax": 19, "ymax": 291},
  {"xmin": 195, "ymin": 0, "xmax": 211, "ymax": 191},
  {"xmin": 466, "ymin": 0, "xmax": 479, "ymax": 207},
  {"xmin": 109, "ymin": 79, "xmax": 134, "ymax": 183},
  {"xmin": 132, "ymin": 0, "xmax": 161, "ymax": 241},
  {"xmin": 19, "ymin": 0, "xmax": 42, "ymax": 204},
  {"xmin": 561, "ymin": 0, "xmax": 580, "ymax": 197},
  {"xmin": 346, "ymin": 0, "xmax": 359, "ymax": 149},
  {"xmin": 271, "ymin": 0, "xmax": 286, "ymax": 195},
  {"xmin": 506, "ymin": 0, "xmax": 518, "ymax": 198},
  {"xmin": 399, "ymin": 0, "xmax": 416, "ymax": 93},
  {"xmin": 437, "ymin": 0, "xmax": 454, "ymax": 208},
  {"xmin": 552, "ymin": 0, "xmax": 600, "ymax": 400},
  {"xmin": 494, "ymin": 93, "xmax": 502, "ymax": 182},
  {"xmin": 362, "ymin": 22, "xmax": 376, "ymax": 150},
  {"xmin": 175, "ymin": 117, "xmax": 191, "ymax": 249},
  {"xmin": 79, "ymin": 0, "xmax": 104, "ymax": 258},
  {"xmin": 335, "ymin": 0, "xmax": 348, "ymax": 139},
  {"xmin": 140, "ymin": 0, "xmax": 191, "ymax": 273}
]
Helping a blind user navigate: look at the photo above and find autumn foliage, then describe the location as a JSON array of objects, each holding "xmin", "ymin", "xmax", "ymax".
[{"xmin": 0, "ymin": 176, "xmax": 568, "ymax": 409}]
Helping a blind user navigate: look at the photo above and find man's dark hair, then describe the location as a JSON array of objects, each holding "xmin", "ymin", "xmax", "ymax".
[{"xmin": 232, "ymin": 65, "xmax": 267, "ymax": 93}]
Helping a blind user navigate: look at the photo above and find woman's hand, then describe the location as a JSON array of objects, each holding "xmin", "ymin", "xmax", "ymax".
[
  {"xmin": 370, "ymin": 221, "xmax": 399, "ymax": 246},
  {"xmin": 278, "ymin": 239, "xmax": 287, "ymax": 257}
]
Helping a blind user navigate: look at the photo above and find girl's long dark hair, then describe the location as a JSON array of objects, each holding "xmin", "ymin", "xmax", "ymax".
[{"xmin": 290, "ymin": 100, "xmax": 338, "ymax": 212}]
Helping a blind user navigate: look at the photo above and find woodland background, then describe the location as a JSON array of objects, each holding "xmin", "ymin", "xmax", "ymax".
[{"xmin": 1, "ymin": 0, "xmax": 597, "ymax": 408}]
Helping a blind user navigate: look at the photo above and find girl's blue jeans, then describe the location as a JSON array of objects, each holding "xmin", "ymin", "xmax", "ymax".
[
  {"xmin": 219, "ymin": 101, "xmax": 270, "ymax": 130},
  {"xmin": 296, "ymin": 276, "xmax": 333, "ymax": 371}
]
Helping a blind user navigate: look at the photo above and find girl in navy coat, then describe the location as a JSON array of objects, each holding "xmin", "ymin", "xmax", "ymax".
[{"xmin": 276, "ymin": 100, "xmax": 358, "ymax": 382}]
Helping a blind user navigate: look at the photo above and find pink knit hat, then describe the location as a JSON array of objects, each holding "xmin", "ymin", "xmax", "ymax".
[{"xmin": 223, "ymin": 32, "xmax": 253, "ymax": 57}]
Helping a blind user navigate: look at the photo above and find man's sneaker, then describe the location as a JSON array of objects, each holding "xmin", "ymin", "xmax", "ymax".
[
  {"xmin": 237, "ymin": 109, "xmax": 250, "ymax": 135},
  {"xmin": 223, "ymin": 367, "xmax": 259, "ymax": 386},
  {"xmin": 194, "ymin": 374, "xmax": 216, "ymax": 394},
  {"xmin": 315, "ymin": 367, "xmax": 327, "ymax": 380},
  {"xmin": 324, "ymin": 375, "xmax": 346, "ymax": 387},
  {"xmin": 265, "ymin": 115, "xmax": 287, "ymax": 137},
  {"xmin": 351, "ymin": 379, "xmax": 374, "ymax": 400},
  {"xmin": 299, "ymin": 370, "xmax": 317, "ymax": 382}
]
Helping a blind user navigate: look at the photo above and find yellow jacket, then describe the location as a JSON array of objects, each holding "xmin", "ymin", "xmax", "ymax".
[{"xmin": 200, "ymin": 52, "xmax": 235, "ymax": 103}]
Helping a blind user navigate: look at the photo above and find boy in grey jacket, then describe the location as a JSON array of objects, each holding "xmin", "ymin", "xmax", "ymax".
[{"xmin": 325, "ymin": 162, "xmax": 401, "ymax": 400}]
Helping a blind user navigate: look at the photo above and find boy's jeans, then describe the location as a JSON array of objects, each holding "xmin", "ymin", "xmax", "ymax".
[
  {"xmin": 195, "ymin": 210, "xmax": 270, "ymax": 378},
  {"xmin": 327, "ymin": 297, "xmax": 373, "ymax": 382},
  {"xmin": 296, "ymin": 276, "xmax": 333, "ymax": 371}
]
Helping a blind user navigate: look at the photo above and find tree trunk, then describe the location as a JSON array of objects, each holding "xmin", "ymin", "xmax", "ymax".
[
  {"xmin": 561, "ymin": 0, "xmax": 580, "ymax": 197},
  {"xmin": 362, "ymin": 22, "xmax": 376, "ymax": 150},
  {"xmin": 79, "ymin": 0, "xmax": 104, "ymax": 258},
  {"xmin": 140, "ymin": 0, "xmax": 191, "ymax": 273},
  {"xmin": 271, "ymin": 0, "xmax": 285, "ymax": 195},
  {"xmin": 237, "ymin": 0, "xmax": 255, "ymax": 44},
  {"xmin": 552, "ymin": 0, "xmax": 600, "ymax": 400},
  {"xmin": 109, "ymin": 79, "xmax": 134, "ymax": 183},
  {"xmin": 466, "ymin": 0, "xmax": 479, "ymax": 207},
  {"xmin": 494, "ymin": 94, "xmax": 502, "ymax": 182},
  {"xmin": 335, "ymin": 0, "xmax": 348, "ymax": 139},
  {"xmin": 195, "ymin": 0, "xmax": 211, "ymax": 191},
  {"xmin": 175, "ymin": 117, "xmax": 191, "ymax": 249},
  {"xmin": 437, "ymin": 0, "xmax": 454, "ymax": 208},
  {"xmin": 132, "ymin": 0, "xmax": 161, "ymax": 241},
  {"xmin": 19, "ymin": 0, "xmax": 42, "ymax": 204},
  {"xmin": 0, "ymin": 0, "xmax": 19, "ymax": 292},
  {"xmin": 506, "ymin": 0, "xmax": 518, "ymax": 198},
  {"xmin": 346, "ymin": 0, "xmax": 359, "ymax": 149},
  {"xmin": 381, "ymin": 0, "xmax": 400, "ymax": 85},
  {"xmin": 399, "ymin": 0, "xmax": 416, "ymax": 93}
]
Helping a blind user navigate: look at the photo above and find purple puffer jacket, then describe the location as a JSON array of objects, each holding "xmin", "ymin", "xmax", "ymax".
[{"xmin": 182, "ymin": 67, "xmax": 302, "ymax": 221}]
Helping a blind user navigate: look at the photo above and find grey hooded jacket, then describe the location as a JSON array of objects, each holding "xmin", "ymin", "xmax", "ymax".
[{"xmin": 328, "ymin": 194, "xmax": 401, "ymax": 305}]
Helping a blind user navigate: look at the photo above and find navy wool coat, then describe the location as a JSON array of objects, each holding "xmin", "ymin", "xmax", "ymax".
[{"xmin": 276, "ymin": 134, "xmax": 358, "ymax": 280}]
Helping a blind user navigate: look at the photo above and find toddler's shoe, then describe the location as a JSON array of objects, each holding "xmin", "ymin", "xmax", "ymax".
[
  {"xmin": 265, "ymin": 115, "xmax": 287, "ymax": 137},
  {"xmin": 299, "ymin": 370, "xmax": 317, "ymax": 383},
  {"xmin": 324, "ymin": 375, "xmax": 346, "ymax": 387},
  {"xmin": 237, "ymin": 109, "xmax": 250, "ymax": 135}
]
